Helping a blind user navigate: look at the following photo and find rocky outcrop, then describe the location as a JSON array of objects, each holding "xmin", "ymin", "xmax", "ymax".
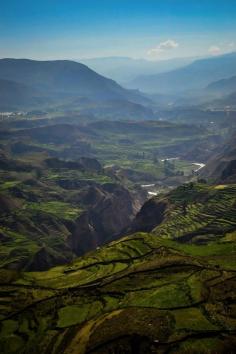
[
  {"xmin": 201, "ymin": 132, "xmax": 236, "ymax": 183},
  {"xmin": 69, "ymin": 183, "xmax": 139, "ymax": 255},
  {"xmin": 78, "ymin": 157, "xmax": 102, "ymax": 173},
  {"xmin": 129, "ymin": 197, "xmax": 168, "ymax": 233},
  {"xmin": 221, "ymin": 159, "xmax": 236, "ymax": 182}
]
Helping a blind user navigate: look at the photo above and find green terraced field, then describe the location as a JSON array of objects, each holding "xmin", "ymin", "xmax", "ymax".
[
  {"xmin": 26, "ymin": 201, "xmax": 83, "ymax": 221},
  {"xmin": 153, "ymin": 183, "xmax": 236, "ymax": 244},
  {"xmin": 0, "ymin": 183, "xmax": 236, "ymax": 353}
]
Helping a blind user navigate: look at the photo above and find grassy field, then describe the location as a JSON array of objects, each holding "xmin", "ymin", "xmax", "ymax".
[{"xmin": 26, "ymin": 201, "xmax": 82, "ymax": 221}]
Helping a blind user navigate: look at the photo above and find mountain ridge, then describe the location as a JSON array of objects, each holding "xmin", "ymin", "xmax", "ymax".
[
  {"xmin": 128, "ymin": 52, "xmax": 236, "ymax": 94},
  {"xmin": 80, "ymin": 56, "xmax": 196, "ymax": 83},
  {"xmin": 0, "ymin": 58, "xmax": 149, "ymax": 110},
  {"xmin": 206, "ymin": 75, "xmax": 236, "ymax": 95}
]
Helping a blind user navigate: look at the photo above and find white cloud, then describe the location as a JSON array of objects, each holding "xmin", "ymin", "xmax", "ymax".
[
  {"xmin": 159, "ymin": 39, "xmax": 179, "ymax": 50},
  {"xmin": 208, "ymin": 45, "xmax": 221, "ymax": 56},
  {"xmin": 147, "ymin": 39, "xmax": 179, "ymax": 58}
]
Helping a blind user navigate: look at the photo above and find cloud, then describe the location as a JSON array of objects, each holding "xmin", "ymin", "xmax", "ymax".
[
  {"xmin": 208, "ymin": 45, "xmax": 221, "ymax": 56},
  {"xmin": 158, "ymin": 39, "xmax": 179, "ymax": 50},
  {"xmin": 147, "ymin": 39, "xmax": 179, "ymax": 58}
]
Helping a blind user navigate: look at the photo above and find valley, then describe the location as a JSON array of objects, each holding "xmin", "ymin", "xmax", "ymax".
[
  {"xmin": 0, "ymin": 116, "xmax": 212, "ymax": 272},
  {"xmin": 0, "ymin": 51, "xmax": 236, "ymax": 353}
]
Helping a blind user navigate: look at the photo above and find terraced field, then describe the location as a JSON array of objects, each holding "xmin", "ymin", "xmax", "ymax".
[
  {"xmin": 0, "ymin": 183, "xmax": 236, "ymax": 353},
  {"xmin": 153, "ymin": 183, "xmax": 236, "ymax": 243}
]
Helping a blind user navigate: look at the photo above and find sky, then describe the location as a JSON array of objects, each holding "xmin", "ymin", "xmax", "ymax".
[{"xmin": 1, "ymin": 0, "xmax": 236, "ymax": 60}]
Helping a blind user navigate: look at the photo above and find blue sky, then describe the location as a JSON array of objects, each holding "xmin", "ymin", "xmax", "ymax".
[{"xmin": 1, "ymin": 0, "xmax": 236, "ymax": 60}]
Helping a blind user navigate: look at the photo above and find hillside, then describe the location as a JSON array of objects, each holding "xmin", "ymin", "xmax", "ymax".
[
  {"xmin": 57, "ymin": 98, "xmax": 155, "ymax": 120},
  {"xmin": 0, "ymin": 59, "xmax": 149, "ymax": 110},
  {"xmin": 0, "ymin": 183, "xmax": 235, "ymax": 353},
  {"xmin": 201, "ymin": 132, "xmax": 236, "ymax": 183},
  {"xmin": 0, "ymin": 148, "xmax": 144, "ymax": 271},
  {"xmin": 207, "ymin": 91, "xmax": 236, "ymax": 109},
  {"xmin": 0, "ymin": 79, "xmax": 44, "ymax": 110},
  {"xmin": 128, "ymin": 52, "xmax": 236, "ymax": 94},
  {"xmin": 207, "ymin": 75, "xmax": 236, "ymax": 95}
]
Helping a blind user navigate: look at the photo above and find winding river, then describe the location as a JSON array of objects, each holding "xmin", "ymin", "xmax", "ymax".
[{"xmin": 141, "ymin": 159, "xmax": 206, "ymax": 197}]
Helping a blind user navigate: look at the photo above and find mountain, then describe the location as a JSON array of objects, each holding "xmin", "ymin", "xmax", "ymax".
[
  {"xmin": 0, "ymin": 58, "xmax": 149, "ymax": 109},
  {"xmin": 128, "ymin": 52, "xmax": 236, "ymax": 94},
  {"xmin": 207, "ymin": 75, "xmax": 236, "ymax": 95},
  {"xmin": 0, "ymin": 79, "xmax": 50, "ymax": 110},
  {"xmin": 80, "ymin": 56, "xmax": 195, "ymax": 83},
  {"xmin": 201, "ymin": 132, "xmax": 236, "ymax": 183},
  {"xmin": 203, "ymin": 75, "xmax": 236, "ymax": 108}
]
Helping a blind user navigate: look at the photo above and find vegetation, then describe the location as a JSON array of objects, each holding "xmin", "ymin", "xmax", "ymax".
[
  {"xmin": 26, "ymin": 201, "xmax": 82, "ymax": 221},
  {"xmin": 0, "ymin": 183, "xmax": 235, "ymax": 353},
  {"xmin": 0, "ymin": 116, "xmax": 219, "ymax": 272},
  {"xmin": 0, "ymin": 91, "xmax": 236, "ymax": 352}
]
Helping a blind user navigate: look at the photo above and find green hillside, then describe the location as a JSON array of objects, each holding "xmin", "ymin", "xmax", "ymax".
[{"xmin": 0, "ymin": 183, "xmax": 235, "ymax": 353}]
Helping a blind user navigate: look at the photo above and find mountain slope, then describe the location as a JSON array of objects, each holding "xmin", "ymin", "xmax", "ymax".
[
  {"xmin": 206, "ymin": 91, "xmax": 236, "ymax": 109},
  {"xmin": 131, "ymin": 182, "xmax": 236, "ymax": 243},
  {"xmin": 201, "ymin": 132, "xmax": 236, "ymax": 183},
  {"xmin": 0, "ymin": 58, "xmax": 148, "ymax": 105},
  {"xmin": 207, "ymin": 75, "xmax": 236, "ymax": 95},
  {"xmin": 128, "ymin": 52, "xmax": 236, "ymax": 93},
  {"xmin": 0, "ymin": 79, "xmax": 49, "ymax": 110}
]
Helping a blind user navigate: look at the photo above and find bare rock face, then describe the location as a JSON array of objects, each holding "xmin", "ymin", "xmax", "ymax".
[
  {"xmin": 69, "ymin": 183, "xmax": 138, "ymax": 255},
  {"xmin": 129, "ymin": 197, "xmax": 168, "ymax": 233},
  {"xmin": 221, "ymin": 159, "xmax": 236, "ymax": 182},
  {"xmin": 78, "ymin": 157, "xmax": 102, "ymax": 173},
  {"xmin": 201, "ymin": 132, "xmax": 236, "ymax": 183}
]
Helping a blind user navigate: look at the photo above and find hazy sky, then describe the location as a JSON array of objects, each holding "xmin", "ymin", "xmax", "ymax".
[{"xmin": 1, "ymin": 0, "xmax": 236, "ymax": 60}]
